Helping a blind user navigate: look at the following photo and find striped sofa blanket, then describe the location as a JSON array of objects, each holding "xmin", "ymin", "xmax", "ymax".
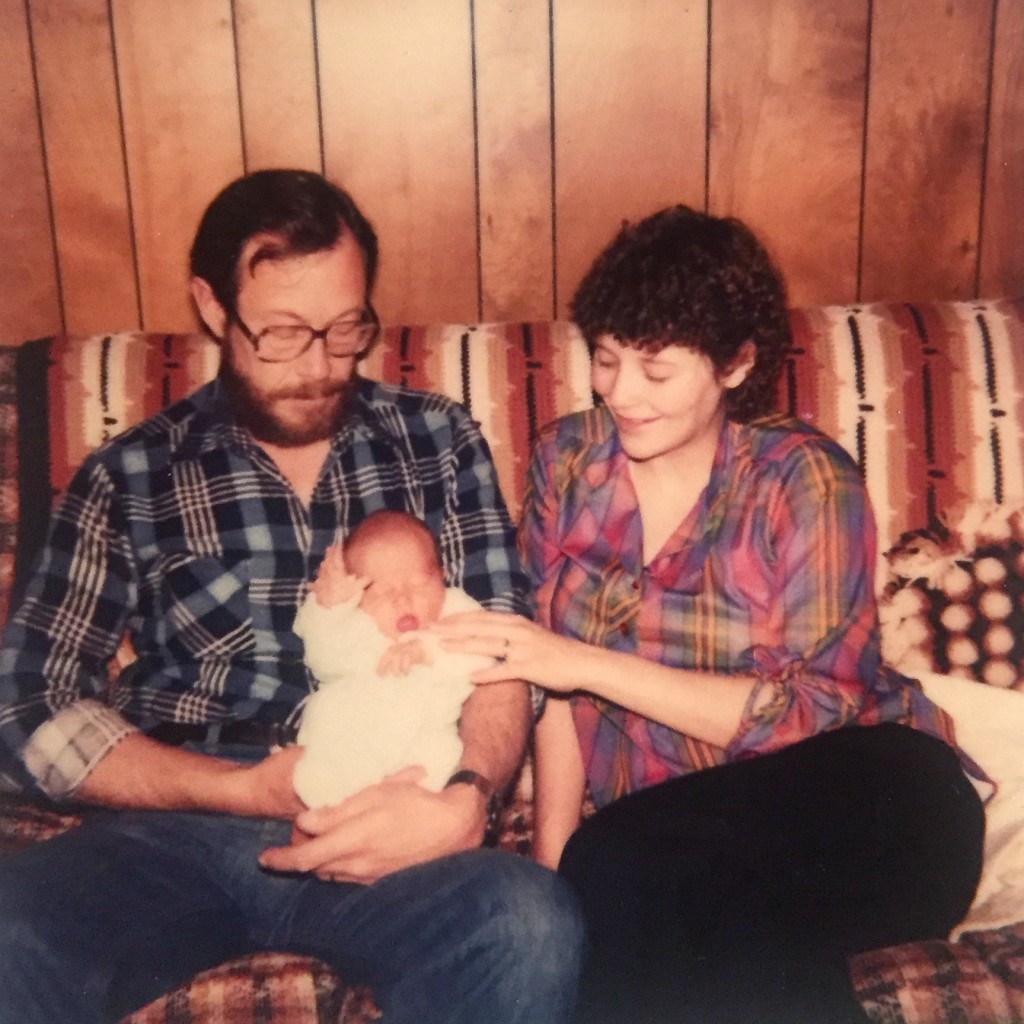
[{"xmin": 2, "ymin": 298, "xmax": 1024, "ymax": 1023}]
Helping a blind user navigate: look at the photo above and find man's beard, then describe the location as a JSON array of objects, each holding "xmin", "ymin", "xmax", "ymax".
[{"xmin": 219, "ymin": 349, "xmax": 354, "ymax": 447}]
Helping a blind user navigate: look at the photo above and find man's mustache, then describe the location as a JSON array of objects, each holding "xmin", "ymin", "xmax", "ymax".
[{"xmin": 269, "ymin": 381, "xmax": 347, "ymax": 401}]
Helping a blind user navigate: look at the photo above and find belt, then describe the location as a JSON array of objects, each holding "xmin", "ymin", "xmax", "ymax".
[{"xmin": 148, "ymin": 719, "xmax": 299, "ymax": 748}]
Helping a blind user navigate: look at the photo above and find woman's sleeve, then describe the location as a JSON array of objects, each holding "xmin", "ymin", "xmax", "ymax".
[{"xmin": 726, "ymin": 439, "xmax": 887, "ymax": 759}]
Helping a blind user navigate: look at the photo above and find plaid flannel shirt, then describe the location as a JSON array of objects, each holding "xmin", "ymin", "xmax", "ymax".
[
  {"xmin": 0, "ymin": 376, "xmax": 528, "ymax": 799},
  {"xmin": 520, "ymin": 406, "xmax": 956, "ymax": 809}
]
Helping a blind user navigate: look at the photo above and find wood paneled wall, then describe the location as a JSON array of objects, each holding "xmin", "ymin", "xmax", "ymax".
[{"xmin": 1, "ymin": 0, "xmax": 1021, "ymax": 344}]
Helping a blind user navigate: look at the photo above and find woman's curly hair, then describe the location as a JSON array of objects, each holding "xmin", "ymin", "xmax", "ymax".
[{"xmin": 570, "ymin": 206, "xmax": 790, "ymax": 422}]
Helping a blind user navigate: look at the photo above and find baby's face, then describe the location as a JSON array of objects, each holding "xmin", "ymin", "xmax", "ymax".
[{"xmin": 348, "ymin": 534, "xmax": 446, "ymax": 639}]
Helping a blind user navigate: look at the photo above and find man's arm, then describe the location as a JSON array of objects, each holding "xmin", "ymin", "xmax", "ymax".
[
  {"xmin": 0, "ymin": 459, "xmax": 138, "ymax": 800},
  {"xmin": 76, "ymin": 733, "xmax": 306, "ymax": 819},
  {"xmin": 1, "ymin": 456, "xmax": 306, "ymax": 820},
  {"xmin": 454, "ymin": 677, "xmax": 531, "ymax": 794}
]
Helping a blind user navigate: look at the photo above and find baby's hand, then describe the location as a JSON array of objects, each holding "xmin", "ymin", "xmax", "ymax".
[
  {"xmin": 310, "ymin": 545, "xmax": 369, "ymax": 608},
  {"xmin": 377, "ymin": 638, "xmax": 433, "ymax": 676}
]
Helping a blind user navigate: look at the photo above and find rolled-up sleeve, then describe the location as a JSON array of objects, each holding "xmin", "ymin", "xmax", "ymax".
[
  {"xmin": 725, "ymin": 440, "xmax": 888, "ymax": 759},
  {"xmin": 0, "ymin": 458, "xmax": 138, "ymax": 799}
]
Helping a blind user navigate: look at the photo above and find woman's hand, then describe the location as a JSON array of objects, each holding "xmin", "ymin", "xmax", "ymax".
[{"xmin": 435, "ymin": 610, "xmax": 590, "ymax": 693}]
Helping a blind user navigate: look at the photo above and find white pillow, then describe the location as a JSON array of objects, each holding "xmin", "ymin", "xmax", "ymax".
[{"xmin": 918, "ymin": 670, "xmax": 1024, "ymax": 937}]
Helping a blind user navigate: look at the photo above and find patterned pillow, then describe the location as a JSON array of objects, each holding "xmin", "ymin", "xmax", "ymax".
[{"xmin": 879, "ymin": 500, "xmax": 1024, "ymax": 690}]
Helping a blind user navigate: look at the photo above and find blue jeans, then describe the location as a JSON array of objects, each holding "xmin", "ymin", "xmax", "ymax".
[{"xmin": 0, "ymin": 774, "xmax": 583, "ymax": 1023}]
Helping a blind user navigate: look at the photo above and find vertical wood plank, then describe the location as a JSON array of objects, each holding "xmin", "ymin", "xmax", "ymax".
[
  {"xmin": 709, "ymin": 0, "xmax": 869, "ymax": 306},
  {"xmin": 861, "ymin": 0, "xmax": 993, "ymax": 302},
  {"xmin": 234, "ymin": 0, "xmax": 322, "ymax": 173},
  {"xmin": 0, "ymin": 0, "xmax": 61, "ymax": 344},
  {"xmin": 30, "ymin": 0, "xmax": 138, "ymax": 334},
  {"xmin": 317, "ymin": 0, "xmax": 478, "ymax": 325},
  {"xmin": 112, "ymin": 0, "xmax": 245, "ymax": 331},
  {"xmin": 553, "ymin": 0, "xmax": 707, "ymax": 318},
  {"xmin": 474, "ymin": 0, "xmax": 554, "ymax": 322},
  {"xmin": 979, "ymin": 0, "xmax": 1024, "ymax": 298}
]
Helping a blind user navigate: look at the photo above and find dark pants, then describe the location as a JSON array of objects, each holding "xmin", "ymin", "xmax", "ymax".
[{"xmin": 559, "ymin": 723, "xmax": 985, "ymax": 1024}]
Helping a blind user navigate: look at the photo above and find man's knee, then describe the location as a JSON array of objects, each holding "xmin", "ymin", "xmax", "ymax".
[
  {"xmin": 457, "ymin": 849, "xmax": 584, "ymax": 953},
  {"xmin": 0, "ymin": 857, "xmax": 102, "ymax": 1021},
  {"xmin": 458, "ymin": 851, "xmax": 584, "ymax": 1020}
]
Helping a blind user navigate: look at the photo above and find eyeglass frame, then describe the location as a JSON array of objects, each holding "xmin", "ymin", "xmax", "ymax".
[{"xmin": 228, "ymin": 305, "xmax": 381, "ymax": 363}]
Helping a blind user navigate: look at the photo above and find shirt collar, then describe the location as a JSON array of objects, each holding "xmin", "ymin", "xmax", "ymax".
[{"xmin": 640, "ymin": 415, "xmax": 740, "ymax": 582}]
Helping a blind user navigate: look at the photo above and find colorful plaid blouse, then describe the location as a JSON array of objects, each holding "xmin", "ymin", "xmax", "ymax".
[
  {"xmin": 520, "ymin": 406, "xmax": 956, "ymax": 809},
  {"xmin": 0, "ymin": 376, "xmax": 527, "ymax": 800}
]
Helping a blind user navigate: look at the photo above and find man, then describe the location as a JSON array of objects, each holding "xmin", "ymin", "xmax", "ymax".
[{"xmin": 0, "ymin": 169, "xmax": 583, "ymax": 1023}]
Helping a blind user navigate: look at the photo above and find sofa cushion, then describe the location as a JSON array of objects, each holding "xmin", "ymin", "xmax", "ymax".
[
  {"xmin": 851, "ymin": 924, "xmax": 1024, "ymax": 1024},
  {"xmin": 880, "ymin": 499, "xmax": 1024, "ymax": 688},
  {"xmin": 4, "ymin": 300, "xmax": 1024, "ymax": 628},
  {"xmin": 119, "ymin": 953, "xmax": 362, "ymax": 1024}
]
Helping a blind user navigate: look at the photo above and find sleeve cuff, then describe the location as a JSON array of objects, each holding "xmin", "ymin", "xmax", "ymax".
[{"xmin": 20, "ymin": 700, "xmax": 138, "ymax": 800}]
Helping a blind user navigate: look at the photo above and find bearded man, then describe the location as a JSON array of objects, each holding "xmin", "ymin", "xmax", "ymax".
[{"xmin": 0, "ymin": 169, "xmax": 582, "ymax": 1024}]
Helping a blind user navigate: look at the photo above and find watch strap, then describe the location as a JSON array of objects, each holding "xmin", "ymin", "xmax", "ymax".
[{"xmin": 445, "ymin": 769, "xmax": 502, "ymax": 836}]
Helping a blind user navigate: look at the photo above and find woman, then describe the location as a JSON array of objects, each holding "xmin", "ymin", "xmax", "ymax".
[{"xmin": 440, "ymin": 207, "xmax": 984, "ymax": 1024}]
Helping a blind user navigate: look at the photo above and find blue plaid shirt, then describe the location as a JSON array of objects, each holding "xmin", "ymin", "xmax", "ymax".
[{"xmin": 0, "ymin": 376, "xmax": 528, "ymax": 799}]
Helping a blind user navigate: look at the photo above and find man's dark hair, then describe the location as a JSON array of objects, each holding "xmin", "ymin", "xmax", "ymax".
[
  {"xmin": 570, "ymin": 205, "xmax": 790, "ymax": 422},
  {"xmin": 189, "ymin": 169, "xmax": 379, "ymax": 314}
]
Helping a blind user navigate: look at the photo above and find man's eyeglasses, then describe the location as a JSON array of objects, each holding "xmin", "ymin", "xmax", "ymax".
[{"xmin": 231, "ymin": 308, "xmax": 380, "ymax": 363}]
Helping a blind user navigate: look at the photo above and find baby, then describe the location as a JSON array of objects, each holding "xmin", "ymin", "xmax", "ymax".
[{"xmin": 291, "ymin": 509, "xmax": 494, "ymax": 808}]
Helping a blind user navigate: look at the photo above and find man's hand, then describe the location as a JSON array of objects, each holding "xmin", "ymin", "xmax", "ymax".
[{"xmin": 257, "ymin": 766, "xmax": 486, "ymax": 884}]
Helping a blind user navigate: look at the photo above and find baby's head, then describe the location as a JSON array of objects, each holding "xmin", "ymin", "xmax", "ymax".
[{"xmin": 344, "ymin": 511, "xmax": 446, "ymax": 638}]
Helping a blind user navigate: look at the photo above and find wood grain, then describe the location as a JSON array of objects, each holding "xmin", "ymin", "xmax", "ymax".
[
  {"xmin": 861, "ymin": 0, "xmax": 993, "ymax": 302},
  {"xmin": 234, "ymin": 0, "xmax": 322, "ymax": 173},
  {"xmin": 111, "ymin": 0, "xmax": 244, "ymax": 330},
  {"xmin": 0, "ymin": 0, "xmax": 61, "ymax": 343},
  {"xmin": 0, "ymin": 0, "xmax": 1020, "ymax": 344},
  {"xmin": 475, "ymin": 0, "xmax": 555, "ymax": 322},
  {"xmin": 979, "ymin": 0, "xmax": 1024, "ymax": 297},
  {"xmin": 30, "ymin": 0, "xmax": 138, "ymax": 333},
  {"xmin": 710, "ymin": 0, "xmax": 869, "ymax": 305},
  {"xmin": 318, "ymin": 0, "xmax": 478, "ymax": 325},
  {"xmin": 553, "ymin": 0, "xmax": 707, "ymax": 317}
]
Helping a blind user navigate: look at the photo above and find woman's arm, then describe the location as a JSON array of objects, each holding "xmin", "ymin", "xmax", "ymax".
[
  {"xmin": 439, "ymin": 611, "xmax": 755, "ymax": 747},
  {"xmin": 532, "ymin": 696, "xmax": 585, "ymax": 869}
]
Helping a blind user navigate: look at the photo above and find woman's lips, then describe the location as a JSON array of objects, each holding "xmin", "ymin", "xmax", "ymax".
[{"xmin": 613, "ymin": 414, "xmax": 656, "ymax": 432}]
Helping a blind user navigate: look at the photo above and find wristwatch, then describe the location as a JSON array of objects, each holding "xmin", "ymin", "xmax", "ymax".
[{"xmin": 444, "ymin": 769, "xmax": 501, "ymax": 834}]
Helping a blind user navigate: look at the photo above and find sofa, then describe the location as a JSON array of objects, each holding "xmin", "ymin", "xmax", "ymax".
[{"xmin": 2, "ymin": 297, "xmax": 1024, "ymax": 1023}]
